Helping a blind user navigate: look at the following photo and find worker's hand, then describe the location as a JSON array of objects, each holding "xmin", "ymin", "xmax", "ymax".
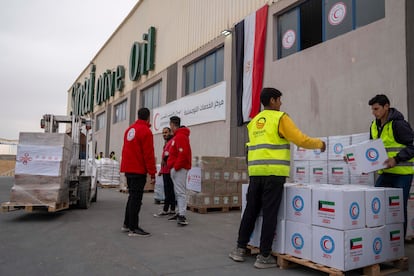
[
  {"xmin": 320, "ymin": 141, "xmax": 326, "ymax": 153},
  {"xmin": 150, "ymin": 176, "xmax": 156, "ymax": 185},
  {"xmin": 384, "ymin": 157, "xmax": 397, "ymax": 168}
]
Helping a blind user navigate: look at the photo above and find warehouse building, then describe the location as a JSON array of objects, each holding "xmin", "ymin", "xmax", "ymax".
[{"xmin": 67, "ymin": 0, "xmax": 413, "ymax": 160}]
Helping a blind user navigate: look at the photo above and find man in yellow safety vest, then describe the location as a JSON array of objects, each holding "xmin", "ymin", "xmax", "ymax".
[{"xmin": 229, "ymin": 88, "xmax": 326, "ymax": 268}]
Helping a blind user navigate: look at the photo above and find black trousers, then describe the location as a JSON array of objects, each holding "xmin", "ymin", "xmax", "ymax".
[
  {"xmin": 237, "ymin": 175, "xmax": 285, "ymax": 256},
  {"xmin": 162, "ymin": 173, "xmax": 176, "ymax": 212},
  {"xmin": 123, "ymin": 173, "xmax": 146, "ymax": 231}
]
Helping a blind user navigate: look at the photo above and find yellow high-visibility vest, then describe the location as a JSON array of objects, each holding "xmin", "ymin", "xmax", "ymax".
[
  {"xmin": 371, "ymin": 120, "xmax": 414, "ymax": 175},
  {"xmin": 247, "ymin": 110, "xmax": 290, "ymax": 176}
]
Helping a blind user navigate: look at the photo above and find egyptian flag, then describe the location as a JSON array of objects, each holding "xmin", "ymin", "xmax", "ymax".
[{"xmin": 235, "ymin": 5, "xmax": 268, "ymax": 126}]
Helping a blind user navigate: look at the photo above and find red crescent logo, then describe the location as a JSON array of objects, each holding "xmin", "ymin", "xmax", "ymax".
[
  {"xmin": 323, "ymin": 239, "xmax": 330, "ymax": 249},
  {"xmin": 153, "ymin": 113, "xmax": 160, "ymax": 131}
]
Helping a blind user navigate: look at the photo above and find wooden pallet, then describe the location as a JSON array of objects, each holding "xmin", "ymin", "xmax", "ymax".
[
  {"xmin": 276, "ymin": 254, "xmax": 408, "ymax": 276},
  {"xmin": 118, "ymin": 189, "xmax": 154, "ymax": 194},
  {"xmin": 187, "ymin": 205, "xmax": 241, "ymax": 214},
  {"xmin": 362, "ymin": 257, "xmax": 408, "ymax": 276},
  {"xmin": 98, "ymin": 184, "xmax": 120, "ymax": 189},
  {"xmin": 1, "ymin": 201, "xmax": 69, "ymax": 213},
  {"xmin": 277, "ymin": 254, "xmax": 344, "ymax": 276}
]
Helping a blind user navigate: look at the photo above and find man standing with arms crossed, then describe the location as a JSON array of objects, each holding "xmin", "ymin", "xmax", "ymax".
[
  {"xmin": 369, "ymin": 94, "xmax": 414, "ymax": 238},
  {"xmin": 167, "ymin": 116, "xmax": 192, "ymax": 226},
  {"xmin": 229, "ymin": 88, "xmax": 326, "ymax": 268},
  {"xmin": 154, "ymin": 127, "xmax": 176, "ymax": 217},
  {"xmin": 121, "ymin": 107, "xmax": 156, "ymax": 237}
]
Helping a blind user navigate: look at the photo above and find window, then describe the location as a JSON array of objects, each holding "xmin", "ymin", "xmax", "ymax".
[
  {"xmin": 114, "ymin": 100, "xmax": 127, "ymax": 123},
  {"xmin": 185, "ymin": 47, "xmax": 224, "ymax": 95},
  {"xmin": 96, "ymin": 112, "xmax": 105, "ymax": 131},
  {"xmin": 141, "ymin": 81, "xmax": 161, "ymax": 109},
  {"xmin": 277, "ymin": 0, "xmax": 385, "ymax": 59}
]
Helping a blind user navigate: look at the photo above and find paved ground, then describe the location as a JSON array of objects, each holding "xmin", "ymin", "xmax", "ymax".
[{"xmin": 0, "ymin": 176, "xmax": 413, "ymax": 275}]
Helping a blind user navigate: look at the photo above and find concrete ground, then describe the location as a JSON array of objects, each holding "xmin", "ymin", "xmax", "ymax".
[{"xmin": 0, "ymin": 176, "xmax": 413, "ymax": 275}]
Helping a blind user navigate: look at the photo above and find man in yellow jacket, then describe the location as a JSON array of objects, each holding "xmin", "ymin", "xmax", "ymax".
[{"xmin": 229, "ymin": 88, "xmax": 326, "ymax": 269}]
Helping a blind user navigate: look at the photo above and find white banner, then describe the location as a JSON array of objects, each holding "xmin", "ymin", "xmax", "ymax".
[
  {"xmin": 152, "ymin": 82, "xmax": 226, "ymax": 134},
  {"xmin": 15, "ymin": 145, "xmax": 64, "ymax": 176}
]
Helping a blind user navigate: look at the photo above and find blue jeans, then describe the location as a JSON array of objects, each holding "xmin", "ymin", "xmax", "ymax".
[{"xmin": 375, "ymin": 173, "xmax": 413, "ymax": 237}]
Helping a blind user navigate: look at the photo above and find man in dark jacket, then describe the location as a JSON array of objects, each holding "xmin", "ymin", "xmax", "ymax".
[
  {"xmin": 167, "ymin": 116, "xmax": 192, "ymax": 226},
  {"xmin": 369, "ymin": 94, "xmax": 414, "ymax": 237},
  {"xmin": 121, "ymin": 107, "xmax": 156, "ymax": 237}
]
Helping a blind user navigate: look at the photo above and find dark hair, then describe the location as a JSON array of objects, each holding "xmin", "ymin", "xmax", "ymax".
[
  {"xmin": 162, "ymin": 127, "xmax": 171, "ymax": 131},
  {"xmin": 368, "ymin": 94, "xmax": 390, "ymax": 106},
  {"xmin": 260, "ymin": 88, "xmax": 282, "ymax": 106},
  {"xmin": 170, "ymin": 116, "xmax": 181, "ymax": 127},
  {"xmin": 137, "ymin": 107, "xmax": 150, "ymax": 120}
]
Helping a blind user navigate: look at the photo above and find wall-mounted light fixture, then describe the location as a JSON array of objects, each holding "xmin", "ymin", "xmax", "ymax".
[{"xmin": 221, "ymin": 29, "xmax": 232, "ymax": 36}]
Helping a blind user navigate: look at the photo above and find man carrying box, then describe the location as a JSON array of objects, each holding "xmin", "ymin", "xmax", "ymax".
[
  {"xmin": 229, "ymin": 88, "xmax": 326, "ymax": 268},
  {"xmin": 369, "ymin": 94, "xmax": 414, "ymax": 237}
]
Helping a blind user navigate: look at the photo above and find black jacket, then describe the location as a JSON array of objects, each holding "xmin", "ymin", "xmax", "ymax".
[{"xmin": 370, "ymin": 108, "xmax": 414, "ymax": 163}]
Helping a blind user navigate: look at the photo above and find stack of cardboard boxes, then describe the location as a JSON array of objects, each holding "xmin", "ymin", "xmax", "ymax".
[
  {"xmin": 244, "ymin": 137, "xmax": 406, "ymax": 271},
  {"xmin": 293, "ymin": 133, "xmax": 376, "ymax": 185},
  {"xmin": 244, "ymin": 183, "xmax": 405, "ymax": 271},
  {"xmin": 10, "ymin": 133, "xmax": 72, "ymax": 206},
  {"xmin": 186, "ymin": 156, "xmax": 247, "ymax": 210}
]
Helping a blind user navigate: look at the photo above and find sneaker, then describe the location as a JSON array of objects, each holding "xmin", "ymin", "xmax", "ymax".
[
  {"xmin": 153, "ymin": 211, "xmax": 169, "ymax": 217},
  {"xmin": 177, "ymin": 215, "xmax": 188, "ymax": 226},
  {"xmin": 168, "ymin": 210, "xmax": 176, "ymax": 215},
  {"xmin": 121, "ymin": 225, "xmax": 129, "ymax": 232},
  {"xmin": 128, "ymin": 227, "xmax": 151, "ymax": 237},
  {"xmin": 254, "ymin": 254, "xmax": 276, "ymax": 269},
  {"xmin": 168, "ymin": 214, "xmax": 178, "ymax": 221},
  {"xmin": 229, "ymin": 247, "xmax": 247, "ymax": 262}
]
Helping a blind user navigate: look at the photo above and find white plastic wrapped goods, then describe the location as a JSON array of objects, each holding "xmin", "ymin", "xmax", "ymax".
[
  {"xmin": 96, "ymin": 158, "xmax": 120, "ymax": 185},
  {"xmin": 15, "ymin": 145, "xmax": 66, "ymax": 176}
]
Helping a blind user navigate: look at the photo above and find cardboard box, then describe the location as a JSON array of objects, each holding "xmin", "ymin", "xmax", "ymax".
[
  {"xmin": 309, "ymin": 161, "xmax": 328, "ymax": 184},
  {"xmin": 286, "ymin": 184, "xmax": 312, "ymax": 224},
  {"xmin": 366, "ymin": 226, "xmax": 387, "ymax": 264},
  {"xmin": 312, "ymin": 185, "xmax": 365, "ymax": 230},
  {"xmin": 344, "ymin": 139, "xmax": 387, "ymax": 174},
  {"xmin": 328, "ymin": 135, "xmax": 351, "ymax": 160},
  {"xmin": 350, "ymin": 132, "xmax": 370, "ymax": 145},
  {"xmin": 214, "ymin": 181, "xmax": 227, "ymax": 195},
  {"xmin": 312, "ymin": 226, "xmax": 372, "ymax": 271},
  {"xmin": 384, "ymin": 224, "xmax": 405, "ymax": 261},
  {"xmin": 226, "ymin": 182, "xmax": 238, "ymax": 194},
  {"xmin": 384, "ymin": 188, "xmax": 404, "ymax": 224},
  {"xmin": 364, "ymin": 187, "xmax": 386, "ymax": 227},
  {"xmin": 194, "ymin": 193, "xmax": 212, "ymax": 206},
  {"xmin": 308, "ymin": 137, "xmax": 328, "ymax": 161},
  {"xmin": 328, "ymin": 160, "xmax": 350, "ymax": 185},
  {"xmin": 293, "ymin": 145, "xmax": 310, "ymax": 161},
  {"xmin": 200, "ymin": 180, "xmax": 214, "ymax": 194},
  {"xmin": 248, "ymin": 216, "xmax": 286, "ymax": 254},
  {"xmin": 285, "ymin": 221, "xmax": 312, "ymax": 260},
  {"xmin": 293, "ymin": 161, "xmax": 309, "ymax": 183},
  {"xmin": 350, "ymin": 173, "xmax": 375, "ymax": 186}
]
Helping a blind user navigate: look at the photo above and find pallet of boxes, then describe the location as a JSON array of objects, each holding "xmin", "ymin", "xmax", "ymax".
[
  {"xmin": 244, "ymin": 134, "xmax": 408, "ymax": 275},
  {"xmin": 1, "ymin": 133, "xmax": 72, "ymax": 212},
  {"xmin": 186, "ymin": 156, "xmax": 247, "ymax": 214},
  {"xmin": 96, "ymin": 158, "xmax": 120, "ymax": 188}
]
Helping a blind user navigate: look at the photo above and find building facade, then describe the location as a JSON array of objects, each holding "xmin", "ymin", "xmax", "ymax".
[{"xmin": 67, "ymin": 0, "xmax": 413, "ymax": 160}]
